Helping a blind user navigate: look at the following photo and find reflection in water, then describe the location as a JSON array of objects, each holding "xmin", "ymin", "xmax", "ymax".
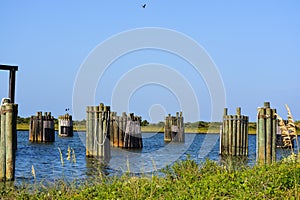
[{"xmin": 14, "ymin": 131, "xmax": 298, "ymax": 184}]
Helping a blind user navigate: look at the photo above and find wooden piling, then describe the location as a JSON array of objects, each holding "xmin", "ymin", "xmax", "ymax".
[
  {"xmin": 164, "ymin": 114, "xmax": 171, "ymax": 142},
  {"xmin": 0, "ymin": 102, "xmax": 18, "ymax": 181},
  {"xmin": 109, "ymin": 112, "xmax": 142, "ymax": 149},
  {"xmin": 86, "ymin": 106, "xmax": 92, "ymax": 156},
  {"xmin": 58, "ymin": 114, "xmax": 73, "ymax": 137},
  {"xmin": 220, "ymin": 107, "xmax": 248, "ymax": 156},
  {"xmin": 86, "ymin": 103, "xmax": 111, "ymax": 161},
  {"xmin": 164, "ymin": 112, "xmax": 185, "ymax": 142},
  {"xmin": 29, "ymin": 112, "xmax": 54, "ymax": 143},
  {"xmin": 256, "ymin": 102, "xmax": 277, "ymax": 164}
]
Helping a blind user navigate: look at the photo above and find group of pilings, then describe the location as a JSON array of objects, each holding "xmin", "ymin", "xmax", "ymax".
[
  {"xmin": 58, "ymin": 113, "xmax": 73, "ymax": 137},
  {"xmin": 220, "ymin": 107, "xmax": 249, "ymax": 156},
  {"xmin": 110, "ymin": 112, "xmax": 142, "ymax": 149},
  {"xmin": 29, "ymin": 112, "xmax": 55, "ymax": 142},
  {"xmin": 257, "ymin": 102, "xmax": 277, "ymax": 164},
  {"xmin": 164, "ymin": 112, "xmax": 185, "ymax": 142},
  {"xmin": 0, "ymin": 101, "xmax": 18, "ymax": 181},
  {"xmin": 86, "ymin": 104, "xmax": 111, "ymax": 161}
]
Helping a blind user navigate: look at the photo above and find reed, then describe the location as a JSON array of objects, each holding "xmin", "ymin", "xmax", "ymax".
[
  {"xmin": 58, "ymin": 147, "xmax": 64, "ymax": 167},
  {"xmin": 276, "ymin": 104, "xmax": 298, "ymax": 151}
]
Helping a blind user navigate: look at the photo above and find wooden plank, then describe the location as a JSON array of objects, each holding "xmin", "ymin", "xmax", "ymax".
[
  {"xmin": 266, "ymin": 108, "xmax": 272, "ymax": 164},
  {"xmin": 0, "ymin": 105, "xmax": 6, "ymax": 180}
]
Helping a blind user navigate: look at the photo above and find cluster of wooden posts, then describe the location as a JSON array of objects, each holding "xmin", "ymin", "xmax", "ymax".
[
  {"xmin": 0, "ymin": 99, "xmax": 296, "ymax": 182},
  {"xmin": 29, "ymin": 112, "xmax": 55, "ymax": 142},
  {"xmin": 0, "ymin": 101, "xmax": 18, "ymax": 181},
  {"xmin": 220, "ymin": 107, "xmax": 249, "ymax": 156},
  {"xmin": 85, "ymin": 103, "xmax": 144, "ymax": 160},
  {"xmin": 110, "ymin": 112, "xmax": 143, "ymax": 148},
  {"xmin": 58, "ymin": 113, "xmax": 73, "ymax": 137},
  {"xmin": 256, "ymin": 102, "xmax": 277, "ymax": 164},
  {"xmin": 86, "ymin": 104, "xmax": 111, "ymax": 160},
  {"xmin": 219, "ymin": 102, "xmax": 284, "ymax": 165},
  {"xmin": 164, "ymin": 112, "xmax": 185, "ymax": 142}
]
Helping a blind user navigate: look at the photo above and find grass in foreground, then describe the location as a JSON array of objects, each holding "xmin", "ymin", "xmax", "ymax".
[{"xmin": 1, "ymin": 157, "xmax": 299, "ymax": 199}]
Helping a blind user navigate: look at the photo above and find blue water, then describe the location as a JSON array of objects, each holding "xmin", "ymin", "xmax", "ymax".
[{"xmin": 15, "ymin": 131, "xmax": 297, "ymax": 184}]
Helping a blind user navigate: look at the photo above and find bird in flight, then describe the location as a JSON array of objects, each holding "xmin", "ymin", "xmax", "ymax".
[{"xmin": 142, "ymin": 4, "xmax": 146, "ymax": 8}]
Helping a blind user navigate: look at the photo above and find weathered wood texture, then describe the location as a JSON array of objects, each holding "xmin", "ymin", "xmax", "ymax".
[
  {"xmin": 220, "ymin": 107, "xmax": 249, "ymax": 156},
  {"xmin": 164, "ymin": 112, "xmax": 185, "ymax": 142},
  {"xmin": 86, "ymin": 103, "xmax": 111, "ymax": 161},
  {"xmin": 58, "ymin": 114, "xmax": 73, "ymax": 137},
  {"xmin": 0, "ymin": 102, "xmax": 18, "ymax": 181},
  {"xmin": 110, "ymin": 112, "xmax": 143, "ymax": 148},
  {"xmin": 256, "ymin": 102, "xmax": 277, "ymax": 164},
  {"xmin": 29, "ymin": 112, "xmax": 55, "ymax": 142}
]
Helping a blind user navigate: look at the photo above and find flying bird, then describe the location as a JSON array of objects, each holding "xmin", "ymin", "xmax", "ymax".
[{"xmin": 142, "ymin": 4, "xmax": 146, "ymax": 8}]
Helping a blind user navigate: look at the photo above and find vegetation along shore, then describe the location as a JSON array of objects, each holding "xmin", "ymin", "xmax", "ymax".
[{"xmin": 16, "ymin": 116, "xmax": 300, "ymax": 134}]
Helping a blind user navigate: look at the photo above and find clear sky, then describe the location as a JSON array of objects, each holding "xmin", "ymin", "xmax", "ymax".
[{"xmin": 0, "ymin": 1, "xmax": 299, "ymax": 122}]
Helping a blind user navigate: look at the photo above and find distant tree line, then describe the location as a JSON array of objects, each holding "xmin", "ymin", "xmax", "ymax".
[{"xmin": 16, "ymin": 116, "xmax": 300, "ymax": 130}]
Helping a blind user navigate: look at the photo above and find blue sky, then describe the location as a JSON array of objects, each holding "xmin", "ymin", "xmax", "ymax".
[{"xmin": 0, "ymin": 1, "xmax": 299, "ymax": 122}]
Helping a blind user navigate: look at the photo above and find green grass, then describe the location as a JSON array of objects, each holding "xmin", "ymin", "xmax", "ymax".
[{"xmin": 1, "ymin": 157, "xmax": 299, "ymax": 199}]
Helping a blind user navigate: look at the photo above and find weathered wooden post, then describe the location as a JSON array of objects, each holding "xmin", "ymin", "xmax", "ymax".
[
  {"xmin": 86, "ymin": 106, "xmax": 92, "ymax": 156},
  {"xmin": 164, "ymin": 112, "xmax": 185, "ymax": 142},
  {"xmin": 256, "ymin": 102, "xmax": 277, "ymax": 164},
  {"xmin": 58, "ymin": 113, "xmax": 73, "ymax": 137},
  {"xmin": 109, "ymin": 112, "xmax": 142, "ymax": 148},
  {"xmin": 220, "ymin": 107, "xmax": 248, "ymax": 156},
  {"xmin": 123, "ymin": 113, "xmax": 143, "ymax": 148},
  {"xmin": 29, "ymin": 112, "xmax": 55, "ymax": 142},
  {"xmin": 86, "ymin": 103, "xmax": 111, "ymax": 161},
  {"xmin": 164, "ymin": 114, "xmax": 172, "ymax": 142},
  {"xmin": 0, "ymin": 100, "xmax": 18, "ymax": 181}
]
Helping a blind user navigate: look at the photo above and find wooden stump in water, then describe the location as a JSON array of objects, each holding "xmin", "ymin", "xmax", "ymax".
[
  {"xmin": 0, "ymin": 102, "xmax": 18, "ymax": 181},
  {"xmin": 29, "ymin": 112, "xmax": 55, "ymax": 143},
  {"xmin": 220, "ymin": 107, "xmax": 248, "ymax": 156},
  {"xmin": 58, "ymin": 114, "xmax": 73, "ymax": 137},
  {"xmin": 164, "ymin": 112, "xmax": 185, "ymax": 142}
]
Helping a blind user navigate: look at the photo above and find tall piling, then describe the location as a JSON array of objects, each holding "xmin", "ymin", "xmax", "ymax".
[
  {"xmin": 220, "ymin": 107, "xmax": 248, "ymax": 156},
  {"xmin": 164, "ymin": 112, "xmax": 185, "ymax": 142},
  {"xmin": 29, "ymin": 112, "xmax": 55, "ymax": 142},
  {"xmin": 86, "ymin": 103, "xmax": 111, "ymax": 161},
  {"xmin": 0, "ymin": 101, "xmax": 18, "ymax": 181},
  {"xmin": 256, "ymin": 102, "xmax": 277, "ymax": 164},
  {"xmin": 58, "ymin": 114, "xmax": 73, "ymax": 137}
]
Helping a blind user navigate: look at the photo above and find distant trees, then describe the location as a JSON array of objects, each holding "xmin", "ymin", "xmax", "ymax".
[
  {"xmin": 17, "ymin": 116, "xmax": 30, "ymax": 124},
  {"xmin": 141, "ymin": 120, "xmax": 149, "ymax": 126}
]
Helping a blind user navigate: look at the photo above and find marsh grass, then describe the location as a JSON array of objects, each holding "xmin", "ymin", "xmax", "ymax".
[{"xmin": 0, "ymin": 156, "xmax": 299, "ymax": 199}]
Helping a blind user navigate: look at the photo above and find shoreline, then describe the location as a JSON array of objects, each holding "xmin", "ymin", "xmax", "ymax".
[{"xmin": 17, "ymin": 126, "xmax": 258, "ymax": 134}]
